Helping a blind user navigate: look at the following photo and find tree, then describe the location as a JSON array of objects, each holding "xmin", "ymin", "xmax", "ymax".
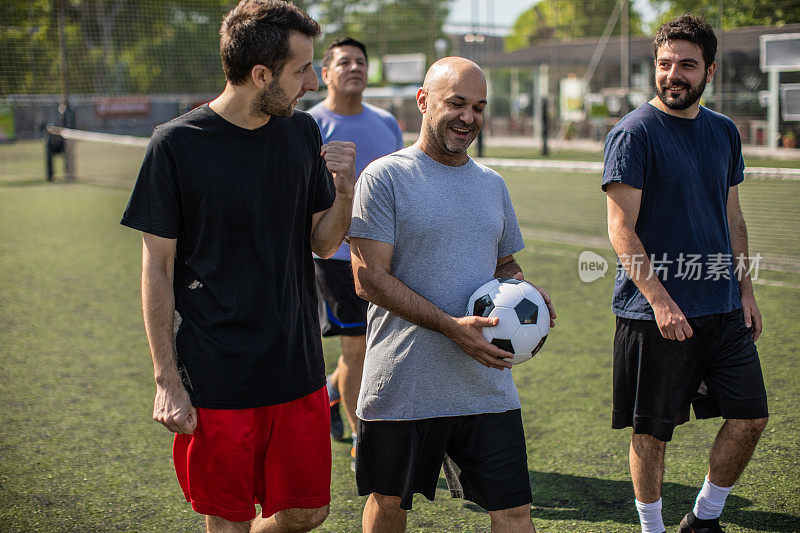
[
  {"xmin": 1, "ymin": 0, "xmax": 453, "ymax": 96},
  {"xmin": 0, "ymin": 0, "xmax": 62, "ymax": 95},
  {"xmin": 506, "ymin": 0, "xmax": 644, "ymax": 52},
  {"xmin": 651, "ymin": 0, "xmax": 800, "ymax": 29},
  {"xmin": 1, "ymin": 0, "xmax": 232, "ymax": 97},
  {"xmin": 314, "ymin": 0, "xmax": 452, "ymax": 71},
  {"xmin": 61, "ymin": 0, "xmax": 232, "ymax": 94}
]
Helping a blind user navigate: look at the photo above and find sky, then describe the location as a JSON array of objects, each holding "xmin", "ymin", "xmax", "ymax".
[
  {"xmin": 445, "ymin": 0, "xmax": 658, "ymax": 33},
  {"xmin": 446, "ymin": 0, "xmax": 533, "ymax": 30}
]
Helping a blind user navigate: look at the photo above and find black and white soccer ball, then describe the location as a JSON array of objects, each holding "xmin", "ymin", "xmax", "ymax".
[{"xmin": 466, "ymin": 278, "xmax": 550, "ymax": 365}]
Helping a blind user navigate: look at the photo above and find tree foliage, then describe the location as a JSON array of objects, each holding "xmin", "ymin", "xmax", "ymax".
[
  {"xmin": 314, "ymin": 0, "xmax": 451, "ymax": 66},
  {"xmin": 506, "ymin": 0, "xmax": 644, "ymax": 52},
  {"xmin": 1, "ymin": 0, "xmax": 452, "ymax": 97},
  {"xmin": 1, "ymin": 0, "xmax": 234, "ymax": 96},
  {"xmin": 652, "ymin": 0, "xmax": 800, "ymax": 29},
  {"xmin": 0, "ymin": 0, "xmax": 61, "ymax": 95}
]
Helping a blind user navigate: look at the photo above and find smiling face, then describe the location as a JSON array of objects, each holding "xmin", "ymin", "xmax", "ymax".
[
  {"xmin": 654, "ymin": 39, "xmax": 715, "ymax": 115},
  {"xmin": 417, "ymin": 59, "xmax": 487, "ymax": 166},
  {"xmin": 322, "ymin": 45, "xmax": 368, "ymax": 98},
  {"xmin": 251, "ymin": 30, "xmax": 319, "ymax": 118}
]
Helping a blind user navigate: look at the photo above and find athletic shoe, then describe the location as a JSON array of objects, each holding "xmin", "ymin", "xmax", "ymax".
[
  {"xmin": 327, "ymin": 375, "xmax": 345, "ymax": 442},
  {"xmin": 677, "ymin": 511, "xmax": 725, "ymax": 532},
  {"xmin": 350, "ymin": 435, "xmax": 357, "ymax": 472}
]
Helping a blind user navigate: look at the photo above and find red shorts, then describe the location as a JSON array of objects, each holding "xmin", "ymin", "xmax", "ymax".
[{"xmin": 173, "ymin": 386, "xmax": 331, "ymax": 522}]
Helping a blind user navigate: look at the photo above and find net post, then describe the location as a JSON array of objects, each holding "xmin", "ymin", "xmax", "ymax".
[
  {"xmin": 45, "ymin": 128, "xmax": 54, "ymax": 182},
  {"xmin": 64, "ymin": 134, "xmax": 76, "ymax": 181},
  {"xmin": 45, "ymin": 124, "xmax": 64, "ymax": 182}
]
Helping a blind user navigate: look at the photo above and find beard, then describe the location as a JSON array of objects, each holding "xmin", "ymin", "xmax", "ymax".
[
  {"xmin": 428, "ymin": 118, "xmax": 479, "ymax": 155},
  {"xmin": 250, "ymin": 77, "xmax": 297, "ymax": 118},
  {"xmin": 655, "ymin": 75, "xmax": 707, "ymax": 111}
]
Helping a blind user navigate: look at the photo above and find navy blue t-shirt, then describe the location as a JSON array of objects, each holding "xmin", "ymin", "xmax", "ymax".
[
  {"xmin": 121, "ymin": 105, "xmax": 335, "ymax": 408},
  {"xmin": 602, "ymin": 103, "xmax": 744, "ymax": 320}
]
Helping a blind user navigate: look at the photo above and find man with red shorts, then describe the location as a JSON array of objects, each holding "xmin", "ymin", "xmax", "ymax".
[{"xmin": 121, "ymin": 1, "xmax": 356, "ymax": 531}]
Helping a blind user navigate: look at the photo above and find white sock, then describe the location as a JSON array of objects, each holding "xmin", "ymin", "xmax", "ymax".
[
  {"xmin": 635, "ymin": 498, "xmax": 665, "ymax": 533},
  {"xmin": 693, "ymin": 475, "xmax": 732, "ymax": 520}
]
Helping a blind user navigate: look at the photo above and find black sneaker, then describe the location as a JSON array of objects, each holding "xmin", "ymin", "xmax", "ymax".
[
  {"xmin": 330, "ymin": 403, "xmax": 344, "ymax": 441},
  {"xmin": 327, "ymin": 375, "xmax": 345, "ymax": 442},
  {"xmin": 350, "ymin": 435, "xmax": 357, "ymax": 472},
  {"xmin": 677, "ymin": 511, "xmax": 725, "ymax": 532}
]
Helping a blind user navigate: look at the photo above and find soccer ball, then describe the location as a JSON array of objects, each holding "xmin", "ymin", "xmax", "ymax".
[{"xmin": 466, "ymin": 278, "xmax": 550, "ymax": 365}]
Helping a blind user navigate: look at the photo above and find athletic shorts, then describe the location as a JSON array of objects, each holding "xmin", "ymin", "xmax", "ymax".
[
  {"xmin": 314, "ymin": 258, "xmax": 367, "ymax": 337},
  {"xmin": 612, "ymin": 308, "xmax": 768, "ymax": 442},
  {"xmin": 173, "ymin": 386, "xmax": 331, "ymax": 522},
  {"xmin": 355, "ymin": 409, "xmax": 532, "ymax": 512}
]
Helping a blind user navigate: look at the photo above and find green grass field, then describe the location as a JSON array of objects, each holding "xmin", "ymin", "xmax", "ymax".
[
  {"xmin": 1, "ymin": 140, "xmax": 799, "ymax": 531},
  {"xmin": 499, "ymin": 169, "xmax": 800, "ymax": 272}
]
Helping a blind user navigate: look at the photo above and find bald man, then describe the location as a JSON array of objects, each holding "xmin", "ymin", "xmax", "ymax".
[{"xmin": 348, "ymin": 57, "xmax": 554, "ymax": 533}]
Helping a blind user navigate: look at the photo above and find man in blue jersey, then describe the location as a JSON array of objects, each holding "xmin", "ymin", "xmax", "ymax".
[
  {"xmin": 604, "ymin": 15, "xmax": 768, "ymax": 533},
  {"xmin": 308, "ymin": 38, "xmax": 404, "ymax": 466}
]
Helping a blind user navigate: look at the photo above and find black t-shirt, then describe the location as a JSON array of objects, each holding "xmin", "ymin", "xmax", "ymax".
[{"xmin": 121, "ymin": 104, "xmax": 335, "ymax": 408}]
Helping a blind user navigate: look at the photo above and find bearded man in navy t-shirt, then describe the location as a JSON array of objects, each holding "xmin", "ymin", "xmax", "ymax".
[{"xmin": 603, "ymin": 14, "xmax": 768, "ymax": 533}]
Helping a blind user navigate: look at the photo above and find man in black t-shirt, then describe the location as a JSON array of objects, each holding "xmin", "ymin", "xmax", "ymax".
[{"xmin": 121, "ymin": 2, "xmax": 355, "ymax": 532}]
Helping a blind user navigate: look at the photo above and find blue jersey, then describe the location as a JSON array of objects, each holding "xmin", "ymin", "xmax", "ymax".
[
  {"xmin": 602, "ymin": 103, "xmax": 745, "ymax": 320},
  {"xmin": 309, "ymin": 102, "xmax": 404, "ymax": 260}
]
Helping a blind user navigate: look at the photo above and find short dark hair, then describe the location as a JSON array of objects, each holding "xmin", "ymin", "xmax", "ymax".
[
  {"xmin": 653, "ymin": 14, "xmax": 717, "ymax": 69},
  {"xmin": 220, "ymin": 0, "xmax": 321, "ymax": 85},
  {"xmin": 321, "ymin": 37, "xmax": 368, "ymax": 68}
]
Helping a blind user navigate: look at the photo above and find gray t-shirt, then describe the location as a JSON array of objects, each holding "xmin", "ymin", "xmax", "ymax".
[{"xmin": 349, "ymin": 146, "xmax": 526, "ymax": 421}]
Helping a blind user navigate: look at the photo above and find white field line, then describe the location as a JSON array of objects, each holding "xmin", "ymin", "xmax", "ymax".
[
  {"xmin": 476, "ymin": 157, "xmax": 604, "ymax": 173},
  {"xmin": 477, "ymin": 157, "xmax": 800, "ymax": 180}
]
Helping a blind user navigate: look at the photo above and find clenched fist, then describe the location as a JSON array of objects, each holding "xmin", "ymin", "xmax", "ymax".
[{"xmin": 321, "ymin": 141, "xmax": 357, "ymax": 196}]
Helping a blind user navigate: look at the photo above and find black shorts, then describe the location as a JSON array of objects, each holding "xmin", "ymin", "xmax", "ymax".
[
  {"xmin": 612, "ymin": 308, "xmax": 768, "ymax": 442},
  {"xmin": 314, "ymin": 258, "xmax": 367, "ymax": 337},
  {"xmin": 355, "ymin": 409, "xmax": 532, "ymax": 511}
]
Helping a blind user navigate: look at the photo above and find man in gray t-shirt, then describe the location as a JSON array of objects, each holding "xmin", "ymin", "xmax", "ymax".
[{"xmin": 349, "ymin": 57, "xmax": 555, "ymax": 532}]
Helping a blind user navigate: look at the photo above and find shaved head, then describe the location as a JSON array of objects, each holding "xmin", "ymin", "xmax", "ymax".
[
  {"xmin": 415, "ymin": 57, "xmax": 487, "ymax": 166},
  {"xmin": 422, "ymin": 57, "xmax": 486, "ymax": 94}
]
